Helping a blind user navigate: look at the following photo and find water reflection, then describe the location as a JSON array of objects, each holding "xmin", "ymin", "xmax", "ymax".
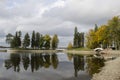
[
  {"xmin": 4, "ymin": 53, "xmax": 104, "ymax": 77},
  {"xmin": 86, "ymin": 55, "xmax": 105, "ymax": 76},
  {"xmin": 73, "ymin": 55, "xmax": 84, "ymax": 77},
  {"xmin": 4, "ymin": 53, "xmax": 59, "ymax": 72},
  {"xmin": 22, "ymin": 53, "xmax": 30, "ymax": 70},
  {"xmin": 67, "ymin": 54, "xmax": 105, "ymax": 77},
  {"xmin": 5, "ymin": 53, "xmax": 21, "ymax": 72}
]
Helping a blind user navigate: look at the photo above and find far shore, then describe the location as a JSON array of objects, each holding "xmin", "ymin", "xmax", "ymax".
[
  {"xmin": 7, "ymin": 49, "xmax": 60, "ymax": 53},
  {"xmin": 64, "ymin": 50, "xmax": 94, "ymax": 55},
  {"xmin": 6, "ymin": 49, "xmax": 94, "ymax": 55},
  {"xmin": 0, "ymin": 50, "xmax": 7, "ymax": 52},
  {"xmin": 0, "ymin": 49, "xmax": 120, "ymax": 56}
]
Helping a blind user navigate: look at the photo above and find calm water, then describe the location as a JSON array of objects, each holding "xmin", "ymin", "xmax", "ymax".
[{"xmin": 0, "ymin": 52, "xmax": 104, "ymax": 80}]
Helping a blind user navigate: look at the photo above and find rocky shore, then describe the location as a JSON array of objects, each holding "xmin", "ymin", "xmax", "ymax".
[{"xmin": 92, "ymin": 57, "xmax": 120, "ymax": 80}]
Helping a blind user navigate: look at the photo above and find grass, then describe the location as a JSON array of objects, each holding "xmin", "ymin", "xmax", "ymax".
[
  {"xmin": 10, "ymin": 48, "xmax": 55, "ymax": 50},
  {"xmin": 68, "ymin": 47, "xmax": 92, "ymax": 51}
]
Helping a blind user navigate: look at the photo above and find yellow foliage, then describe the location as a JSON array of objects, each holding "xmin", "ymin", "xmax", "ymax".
[{"xmin": 67, "ymin": 42, "xmax": 73, "ymax": 49}]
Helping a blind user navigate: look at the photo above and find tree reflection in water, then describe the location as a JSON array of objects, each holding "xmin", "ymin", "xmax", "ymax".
[
  {"xmin": 67, "ymin": 54, "xmax": 105, "ymax": 77},
  {"xmin": 86, "ymin": 55, "xmax": 105, "ymax": 76},
  {"xmin": 5, "ymin": 53, "xmax": 21, "ymax": 72},
  {"xmin": 4, "ymin": 53, "xmax": 104, "ymax": 77},
  {"xmin": 4, "ymin": 53, "xmax": 59, "ymax": 73},
  {"xmin": 22, "ymin": 53, "xmax": 29, "ymax": 70},
  {"xmin": 73, "ymin": 55, "xmax": 84, "ymax": 77},
  {"xmin": 51, "ymin": 53, "xmax": 59, "ymax": 69}
]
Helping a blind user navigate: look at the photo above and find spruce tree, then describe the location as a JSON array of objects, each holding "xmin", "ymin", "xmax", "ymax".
[
  {"xmin": 73, "ymin": 27, "xmax": 78, "ymax": 48},
  {"xmin": 31, "ymin": 31, "xmax": 36, "ymax": 49},
  {"xmin": 94, "ymin": 24, "xmax": 98, "ymax": 32},
  {"xmin": 23, "ymin": 33, "xmax": 30, "ymax": 48},
  {"xmin": 35, "ymin": 32, "xmax": 40, "ymax": 48}
]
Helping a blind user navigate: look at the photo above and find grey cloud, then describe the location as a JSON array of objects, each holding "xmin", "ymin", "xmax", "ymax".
[
  {"xmin": 43, "ymin": 0, "xmax": 120, "ymax": 25},
  {"xmin": 41, "ymin": 27, "xmax": 74, "ymax": 36},
  {"xmin": 0, "ymin": 0, "xmax": 120, "ymax": 46},
  {"xmin": 0, "ymin": 30, "xmax": 5, "ymax": 37}
]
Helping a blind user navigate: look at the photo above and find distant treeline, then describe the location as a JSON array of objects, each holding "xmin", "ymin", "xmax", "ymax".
[{"xmin": 6, "ymin": 31, "xmax": 59, "ymax": 50}]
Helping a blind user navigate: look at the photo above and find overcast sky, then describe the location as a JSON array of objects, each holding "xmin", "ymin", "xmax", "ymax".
[{"xmin": 0, "ymin": 0, "xmax": 120, "ymax": 47}]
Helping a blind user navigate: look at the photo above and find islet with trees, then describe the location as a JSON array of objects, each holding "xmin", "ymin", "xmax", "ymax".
[{"xmin": 6, "ymin": 16, "xmax": 120, "ymax": 50}]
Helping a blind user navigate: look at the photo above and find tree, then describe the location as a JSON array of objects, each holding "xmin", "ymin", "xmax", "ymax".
[
  {"xmin": 23, "ymin": 33, "xmax": 30, "ymax": 48},
  {"xmin": 16, "ymin": 31, "xmax": 22, "ymax": 47},
  {"xmin": 10, "ymin": 37, "xmax": 16, "ymax": 48},
  {"xmin": 86, "ymin": 29, "xmax": 98, "ymax": 49},
  {"xmin": 31, "ymin": 31, "xmax": 36, "ymax": 49},
  {"xmin": 107, "ymin": 16, "xmax": 120, "ymax": 49},
  {"xmin": 67, "ymin": 42, "xmax": 73, "ymax": 49},
  {"xmin": 52, "ymin": 34, "xmax": 59, "ymax": 49},
  {"xmin": 43, "ymin": 34, "xmax": 51, "ymax": 49},
  {"xmin": 39, "ymin": 35, "xmax": 44, "ymax": 49},
  {"xmin": 6, "ymin": 33, "xmax": 13, "ymax": 45},
  {"xmin": 86, "ymin": 16, "xmax": 120, "ymax": 49},
  {"xmin": 73, "ymin": 27, "xmax": 78, "ymax": 47},
  {"xmin": 73, "ymin": 27, "xmax": 84, "ymax": 48},
  {"xmin": 10, "ymin": 31, "xmax": 22, "ymax": 48},
  {"xmin": 78, "ymin": 32, "xmax": 84, "ymax": 47},
  {"xmin": 94, "ymin": 24, "xmax": 98, "ymax": 32},
  {"xmin": 95, "ymin": 25, "xmax": 110, "ymax": 48},
  {"xmin": 35, "ymin": 32, "xmax": 40, "ymax": 48}
]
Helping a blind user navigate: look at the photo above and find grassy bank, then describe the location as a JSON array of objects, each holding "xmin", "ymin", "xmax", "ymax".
[
  {"xmin": 0, "ymin": 50, "xmax": 7, "ymax": 52},
  {"xmin": 7, "ymin": 49, "xmax": 60, "ymax": 53},
  {"xmin": 68, "ymin": 47, "xmax": 92, "ymax": 51},
  {"xmin": 6, "ymin": 48, "xmax": 94, "ymax": 55},
  {"xmin": 64, "ymin": 50, "xmax": 94, "ymax": 55}
]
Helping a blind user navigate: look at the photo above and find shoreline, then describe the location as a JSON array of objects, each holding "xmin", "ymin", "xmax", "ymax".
[
  {"xmin": 0, "ymin": 50, "xmax": 7, "ymax": 52},
  {"xmin": 92, "ymin": 56, "xmax": 120, "ymax": 80},
  {"xmin": 64, "ymin": 50, "xmax": 94, "ymax": 55},
  {"xmin": 6, "ymin": 49, "xmax": 95, "ymax": 54},
  {"xmin": 7, "ymin": 49, "xmax": 59, "ymax": 53},
  {"xmin": 91, "ymin": 50, "xmax": 120, "ymax": 80},
  {"xmin": 4, "ymin": 49, "xmax": 120, "ymax": 54}
]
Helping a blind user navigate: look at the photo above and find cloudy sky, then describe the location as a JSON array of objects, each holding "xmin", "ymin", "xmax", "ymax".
[{"xmin": 0, "ymin": 0, "xmax": 120, "ymax": 47}]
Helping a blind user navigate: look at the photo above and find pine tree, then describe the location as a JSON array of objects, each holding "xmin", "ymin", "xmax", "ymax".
[
  {"xmin": 39, "ymin": 35, "xmax": 44, "ymax": 49},
  {"xmin": 73, "ymin": 27, "xmax": 84, "ymax": 48},
  {"xmin": 31, "ymin": 31, "xmax": 36, "ymax": 49},
  {"xmin": 94, "ymin": 24, "xmax": 98, "ymax": 32},
  {"xmin": 73, "ymin": 27, "xmax": 78, "ymax": 47},
  {"xmin": 35, "ymin": 32, "xmax": 40, "ymax": 48},
  {"xmin": 23, "ymin": 33, "xmax": 30, "ymax": 48}
]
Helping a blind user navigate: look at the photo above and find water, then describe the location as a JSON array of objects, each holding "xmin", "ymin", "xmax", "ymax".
[{"xmin": 0, "ymin": 52, "xmax": 104, "ymax": 80}]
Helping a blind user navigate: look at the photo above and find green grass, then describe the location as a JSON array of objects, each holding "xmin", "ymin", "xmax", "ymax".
[
  {"xmin": 10, "ymin": 48, "xmax": 39, "ymax": 50},
  {"xmin": 10, "ymin": 48, "xmax": 54, "ymax": 50},
  {"xmin": 68, "ymin": 47, "xmax": 92, "ymax": 51}
]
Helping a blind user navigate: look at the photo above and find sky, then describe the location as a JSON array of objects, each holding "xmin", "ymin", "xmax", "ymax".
[{"xmin": 0, "ymin": 0, "xmax": 120, "ymax": 47}]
